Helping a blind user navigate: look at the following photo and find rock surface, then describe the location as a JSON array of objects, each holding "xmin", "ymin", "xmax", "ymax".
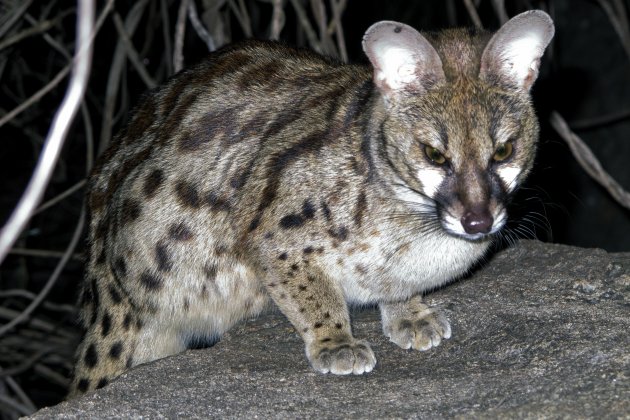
[{"xmin": 32, "ymin": 241, "xmax": 629, "ymax": 418}]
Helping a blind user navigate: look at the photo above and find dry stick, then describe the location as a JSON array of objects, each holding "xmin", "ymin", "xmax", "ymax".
[
  {"xmin": 0, "ymin": 307, "xmax": 74, "ymax": 336},
  {"xmin": 0, "ymin": 18, "xmax": 56, "ymax": 52},
  {"xmin": 0, "ymin": 0, "xmax": 34, "ymax": 38},
  {"xmin": 490, "ymin": 0, "xmax": 508, "ymax": 24},
  {"xmin": 570, "ymin": 108, "xmax": 630, "ymax": 130},
  {"xmin": 8, "ymin": 248, "xmax": 83, "ymax": 261},
  {"xmin": 188, "ymin": 0, "xmax": 216, "ymax": 51},
  {"xmin": 0, "ymin": 394, "xmax": 31, "ymax": 417},
  {"xmin": 0, "ymin": 209, "xmax": 85, "ymax": 337},
  {"xmin": 330, "ymin": 0, "xmax": 348, "ymax": 63},
  {"xmin": 173, "ymin": 0, "xmax": 190, "ymax": 73},
  {"xmin": 4, "ymin": 376, "xmax": 36, "ymax": 413},
  {"xmin": 270, "ymin": 0, "xmax": 286, "ymax": 40},
  {"xmin": 160, "ymin": 0, "xmax": 174, "ymax": 76},
  {"xmin": 550, "ymin": 111, "xmax": 630, "ymax": 210},
  {"xmin": 462, "ymin": 0, "xmax": 483, "ymax": 29},
  {"xmin": 289, "ymin": 0, "xmax": 323, "ymax": 53},
  {"xmin": 33, "ymin": 179, "xmax": 86, "ymax": 215},
  {"xmin": 0, "ymin": 0, "xmax": 95, "ymax": 265},
  {"xmin": 99, "ymin": 0, "xmax": 149, "ymax": 154},
  {"xmin": 0, "ymin": 290, "xmax": 75, "ymax": 312},
  {"xmin": 595, "ymin": 0, "xmax": 630, "ymax": 60},
  {"xmin": 0, "ymin": 0, "xmax": 113, "ymax": 129},
  {"xmin": 227, "ymin": 0, "xmax": 253, "ymax": 38},
  {"xmin": 112, "ymin": 12, "xmax": 157, "ymax": 89},
  {"xmin": 34, "ymin": 363, "xmax": 69, "ymax": 387}
]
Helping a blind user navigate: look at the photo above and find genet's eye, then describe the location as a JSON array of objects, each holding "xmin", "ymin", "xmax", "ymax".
[
  {"xmin": 493, "ymin": 141, "xmax": 513, "ymax": 162},
  {"xmin": 424, "ymin": 145, "xmax": 446, "ymax": 165}
]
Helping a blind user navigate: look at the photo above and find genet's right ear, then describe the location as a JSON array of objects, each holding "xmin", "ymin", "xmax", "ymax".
[{"xmin": 362, "ymin": 21, "xmax": 445, "ymax": 101}]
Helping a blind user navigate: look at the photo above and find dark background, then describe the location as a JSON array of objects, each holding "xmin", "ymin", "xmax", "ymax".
[{"xmin": 0, "ymin": 0, "xmax": 628, "ymax": 417}]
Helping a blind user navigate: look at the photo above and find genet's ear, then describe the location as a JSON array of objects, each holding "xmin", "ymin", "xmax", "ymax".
[
  {"xmin": 362, "ymin": 21, "xmax": 445, "ymax": 100},
  {"xmin": 480, "ymin": 10, "xmax": 554, "ymax": 91}
]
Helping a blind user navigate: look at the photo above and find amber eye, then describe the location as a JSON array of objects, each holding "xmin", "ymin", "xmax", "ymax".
[
  {"xmin": 493, "ymin": 141, "xmax": 513, "ymax": 162},
  {"xmin": 425, "ymin": 145, "xmax": 446, "ymax": 165}
]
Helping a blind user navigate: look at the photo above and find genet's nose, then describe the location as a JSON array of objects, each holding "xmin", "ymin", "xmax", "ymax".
[{"xmin": 461, "ymin": 207, "xmax": 493, "ymax": 235}]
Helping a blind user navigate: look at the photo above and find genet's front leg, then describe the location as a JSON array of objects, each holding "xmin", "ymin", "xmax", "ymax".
[
  {"xmin": 379, "ymin": 294, "xmax": 451, "ymax": 351},
  {"xmin": 264, "ymin": 267, "xmax": 376, "ymax": 375}
]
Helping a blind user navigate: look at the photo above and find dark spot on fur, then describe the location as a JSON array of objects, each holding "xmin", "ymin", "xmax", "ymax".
[
  {"xmin": 144, "ymin": 169, "xmax": 164, "ymax": 197},
  {"xmin": 206, "ymin": 191, "xmax": 231, "ymax": 211},
  {"xmin": 140, "ymin": 271, "xmax": 162, "ymax": 290},
  {"xmin": 290, "ymin": 264, "xmax": 299, "ymax": 271},
  {"xmin": 84, "ymin": 344, "xmax": 98, "ymax": 368},
  {"xmin": 324, "ymin": 312, "xmax": 331, "ymax": 319},
  {"xmin": 299, "ymin": 307, "xmax": 306, "ymax": 313},
  {"xmin": 204, "ymin": 263, "xmax": 218, "ymax": 281},
  {"xmin": 314, "ymin": 322, "xmax": 323, "ymax": 329},
  {"xmin": 109, "ymin": 341, "xmax": 123, "ymax": 359},
  {"xmin": 175, "ymin": 180, "xmax": 201, "ymax": 208},
  {"xmin": 90, "ymin": 279, "xmax": 99, "ymax": 325},
  {"xmin": 298, "ymin": 285, "xmax": 307, "ymax": 291},
  {"xmin": 107, "ymin": 284, "xmax": 122, "ymax": 304},
  {"xmin": 101, "ymin": 313, "xmax": 111, "ymax": 337},
  {"xmin": 321, "ymin": 201, "xmax": 332, "ymax": 221},
  {"xmin": 96, "ymin": 378, "xmax": 108, "ymax": 389},
  {"xmin": 303, "ymin": 328, "xmax": 309, "ymax": 333},
  {"xmin": 121, "ymin": 199, "xmax": 141, "ymax": 225},
  {"xmin": 303, "ymin": 246, "xmax": 314, "ymax": 254},
  {"xmin": 113, "ymin": 257, "xmax": 126, "ymax": 278},
  {"xmin": 77, "ymin": 378, "xmax": 89, "ymax": 392},
  {"xmin": 320, "ymin": 337, "xmax": 331, "ymax": 343},
  {"xmin": 279, "ymin": 214, "xmax": 304, "ymax": 229},
  {"xmin": 169, "ymin": 222, "xmax": 194, "ymax": 241},
  {"xmin": 126, "ymin": 356, "xmax": 133, "ymax": 368},
  {"xmin": 279, "ymin": 293, "xmax": 287, "ymax": 299},
  {"xmin": 183, "ymin": 298, "xmax": 190, "ymax": 312},
  {"xmin": 394, "ymin": 26, "xmax": 402, "ymax": 33},
  {"xmin": 278, "ymin": 252, "xmax": 288, "ymax": 260},
  {"xmin": 353, "ymin": 190, "xmax": 367, "ymax": 227},
  {"xmin": 335, "ymin": 322, "xmax": 343, "ymax": 329},
  {"xmin": 155, "ymin": 242, "xmax": 172, "ymax": 272},
  {"xmin": 302, "ymin": 200, "xmax": 316, "ymax": 219},
  {"xmin": 123, "ymin": 313, "xmax": 132, "ymax": 330},
  {"xmin": 328, "ymin": 226, "xmax": 349, "ymax": 241},
  {"xmin": 95, "ymin": 247, "xmax": 106, "ymax": 266},
  {"xmin": 307, "ymin": 275, "xmax": 316, "ymax": 282}
]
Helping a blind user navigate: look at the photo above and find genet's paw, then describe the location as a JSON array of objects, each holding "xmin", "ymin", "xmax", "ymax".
[
  {"xmin": 307, "ymin": 339, "xmax": 376, "ymax": 375},
  {"xmin": 384, "ymin": 308, "xmax": 451, "ymax": 351}
]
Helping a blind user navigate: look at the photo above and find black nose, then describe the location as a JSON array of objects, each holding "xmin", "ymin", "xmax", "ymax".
[{"xmin": 461, "ymin": 208, "xmax": 494, "ymax": 234}]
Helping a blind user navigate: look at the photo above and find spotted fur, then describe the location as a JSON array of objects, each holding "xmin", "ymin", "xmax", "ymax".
[{"xmin": 69, "ymin": 11, "xmax": 553, "ymax": 396}]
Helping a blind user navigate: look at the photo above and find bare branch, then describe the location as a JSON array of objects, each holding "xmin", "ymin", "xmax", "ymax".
[
  {"xmin": 174, "ymin": 0, "xmax": 191, "ymax": 73},
  {"xmin": 550, "ymin": 111, "xmax": 630, "ymax": 210},
  {"xmin": 330, "ymin": 0, "xmax": 348, "ymax": 62},
  {"xmin": 462, "ymin": 0, "xmax": 483, "ymax": 29},
  {"xmin": 188, "ymin": 0, "xmax": 216, "ymax": 51},
  {"xmin": 289, "ymin": 0, "xmax": 322, "ymax": 53},
  {"xmin": 0, "ymin": 0, "xmax": 34, "ymax": 39},
  {"xmin": 270, "ymin": 0, "xmax": 286, "ymax": 40},
  {"xmin": 112, "ymin": 12, "xmax": 157, "ymax": 89},
  {"xmin": 0, "ymin": 0, "xmax": 96, "ymax": 264}
]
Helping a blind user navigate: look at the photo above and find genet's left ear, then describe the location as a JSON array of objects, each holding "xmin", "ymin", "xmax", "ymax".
[
  {"xmin": 479, "ymin": 10, "xmax": 555, "ymax": 91},
  {"xmin": 362, "ymin": 21, "xmax": 445, "ymax": 101}
]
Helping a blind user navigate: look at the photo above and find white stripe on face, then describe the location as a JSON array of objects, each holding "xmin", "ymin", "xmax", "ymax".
[
  {"xmin": 497, "ymin": 166, "xmax": 521, "ymax": 193},
  {"xmin": 417, "ymin": 168, "xmax": 444, "ymax": 198}
]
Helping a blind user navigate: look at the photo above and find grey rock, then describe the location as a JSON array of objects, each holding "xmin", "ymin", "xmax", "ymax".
[{"xmin": 32, "ymin": 241, "xmax": 629, "ymax": 418}]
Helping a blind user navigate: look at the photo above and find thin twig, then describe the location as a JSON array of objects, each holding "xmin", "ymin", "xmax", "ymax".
[
  {"xmin": 8, "ymin": 248, "xmax": 83, "ymax": 261},
  {"xmin": 0, "ymin": 18, "xmax": 57, "ymax": 52},
  {"xmin": 270, "ymin": 0, "xmax": 286, "ymax": 40},
  {"xmin": 160, "ymin": 0, "xmax": 174, "ymax": 75},
  {"xmin": 0, "ymin": 208, "xmax": 85, "ymax": 336},
  {"xmin": 33, "ymin": 179, "xmax": 86, "ymax": 215},
  {"xmin": 490, "ymin": 0, "xmax": 508, "ymax": 24},
  {"xmin": 594, "ymin": 0, "xmax": 630, "ymax": 60},
  {"xmin": 550, "ymin": 111, "xmax": 630, "ymax": 210},
  {"xmin": 289, "ymin": 0, "xmax": 322, "ymax": 53},
  {"xmin": 188, "ymin": 0, "xmax": 215, "ymax": 51},
  {"xmin": 330, "ymin": 0, "xmax": 348, "ymax": 62},
  {"xmin": 4, "ymin": 376, "xmax": 36, "ymax": 413},
  {"xmin": 112, "ymin": 12, "xmax": 157, "ymax": 89},
  {"xmin": 569, "ymin": 108, "xmax": 630, "ymax": 130},
  {"xmin": 99, "ymin": 0, "xmax": 149, "ymax": 154},
  {"xmin": 0, "ymin": 0, "xmax": 34, "ymax": 39},
  {"xmin": 0, "ymin": 0, "xmax": 95, "ymax": 264},
  {"xmin": 228, "ymin": 0, "xmax": 253, "ymax": 38},
  {"xmin": 462, "ymin": 0, "xmax": 483, "ymax": 29},
  {"xmin": 173, "ymin": 0, "xmax": 190, "ymax": 73}
]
